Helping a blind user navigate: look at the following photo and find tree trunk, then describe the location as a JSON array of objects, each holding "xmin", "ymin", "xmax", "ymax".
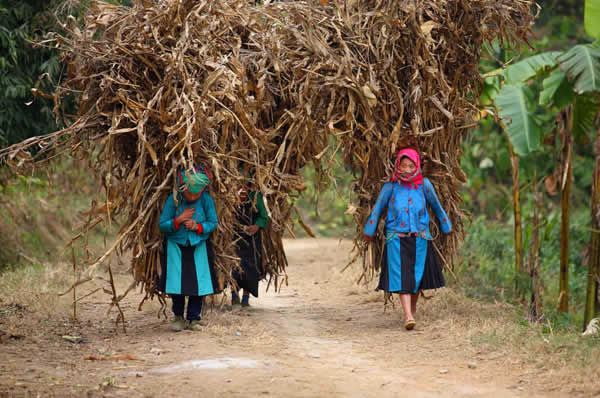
[
  {"xmin": 508, "ymin": 143, "xmax": 523, "ymax": 293},
  {"xmin": 559, "ymin": 108, "xmax": 573, "ymax": 313},
  {"xmin": 528, "ymin": 173, "xmax": 544, "ymax": 321},
  {"xmin": 584, "ymin": 128, "xmax": 600, "ymax": 328}
]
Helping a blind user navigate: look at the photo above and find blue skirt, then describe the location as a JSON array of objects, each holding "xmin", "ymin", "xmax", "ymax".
[
  {"xmin": 377, "ymin": 235, "xmax": 445, "ymax": 294},
  {"xmin": 158, "ymin": 239, "xmax": 221, "ymax": 297}
]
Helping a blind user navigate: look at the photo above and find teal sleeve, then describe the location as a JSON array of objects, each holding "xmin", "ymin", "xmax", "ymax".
[
  {"xmin": 423, "ymin": 179, "xmax": 452, "ymax": 234},
  {"xmin": 199, "ymin": 193, "xmax": 218, "ymax": 235},
  {"xmin": 363, "ymin": 183, "xmax": 393, "ymax": 237},
  {"xmin": 158, "ymin": 194, "xmax": 177, "ymax": 234}
]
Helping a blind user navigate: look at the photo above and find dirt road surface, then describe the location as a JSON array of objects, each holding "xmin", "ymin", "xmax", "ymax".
[{"xmin": 0, "ymin": 239, "xmax": 572, "ymax": 397}]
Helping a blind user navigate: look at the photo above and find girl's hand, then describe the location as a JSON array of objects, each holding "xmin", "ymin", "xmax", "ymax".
[
  {"xmin": 246, "ymin": 225, "xmax": 260, "ymax": 236},
  {"xmin": 183, "ymin": 219, "xmax": 197, "ymax": 231},
  {"xmin": 363, "ymin": 234, "xmax": 373, "ymax": 242},
  {"xmin": 176, "ymin": 208, "xmax": 195, "ymax": 224}
]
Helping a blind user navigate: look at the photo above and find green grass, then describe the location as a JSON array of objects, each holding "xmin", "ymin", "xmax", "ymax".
[{"xmin": 455, "ymin": 208, "xmax": 593, "ymax": 331}]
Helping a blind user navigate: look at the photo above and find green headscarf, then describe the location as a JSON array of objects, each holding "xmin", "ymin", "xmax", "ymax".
[{"xmin": 182, "ymin": 170, "xmax": 210, "ymax": 194}]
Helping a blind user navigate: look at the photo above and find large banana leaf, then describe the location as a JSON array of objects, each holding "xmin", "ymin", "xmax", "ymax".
[
  {"xmin": 496, "ymin": 84, "xmax": 541, "ymax": 156},
  {"xmin": 501, "ymin": 52, "xmax": 561, "ymax": 85},
  {"xmin": 539, "ymin": 69, "xmax": 575, "ymax": 109},
  {"xmin": 480, "ymin": 75, "xmax": 502, "ymax": 104},
  {"xmin": 573, "ymin": 93, "xmax": 600, "ymax": 142},
  {"xmin": 585, "ymin": 0, "xmax": 600, "ymax": 39},
  {"xmin": 558, "ymin": 42, "xmax": 600, "ymax": 93}
]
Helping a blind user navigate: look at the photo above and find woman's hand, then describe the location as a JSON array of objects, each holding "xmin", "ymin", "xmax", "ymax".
[
  {"xmin": 363, "ymin": 234, "xmax": 373, "ymax": 242},
  {"xmin": 176, "ymin": 208, "xmax": 195, "ymax": 225},
  {"xmin": 246, "ymin": 225, "xmax": 260, "ymax": 236},
  {"xmin": 183, "ymin": 219, "xmax": 198, "ymax": 231}
]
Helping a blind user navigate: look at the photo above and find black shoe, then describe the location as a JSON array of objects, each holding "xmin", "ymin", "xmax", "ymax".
[{"xmin": 231, "ymin": 292, "xmax": 241, "ymax": 306}]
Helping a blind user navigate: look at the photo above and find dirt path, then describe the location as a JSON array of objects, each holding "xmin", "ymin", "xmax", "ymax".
[{"xmin": 0, "ymin": 239, "xmax": 570, "ymax": 397}]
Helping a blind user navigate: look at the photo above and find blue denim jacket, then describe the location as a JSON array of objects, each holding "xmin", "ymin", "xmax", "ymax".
[
  {"xmin": 363, "ymin": 178, "xmax": 451, "ymax": 239},
  {"xmin": 159, "ymin": 192, "xmax": 218, "ymax": 246}
]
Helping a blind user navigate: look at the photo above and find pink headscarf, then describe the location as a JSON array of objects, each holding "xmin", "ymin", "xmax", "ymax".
[{"xmin": 391, "ymin": 148, "xmax": 423, "ymax": 189}]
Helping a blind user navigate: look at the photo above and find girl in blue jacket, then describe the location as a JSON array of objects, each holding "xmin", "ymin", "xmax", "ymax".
[
  {"xmin": 363, "ymin": 148, "xmax": 451, "ymax": 330},
  {"xmin": 158, "ymin": 166, "xmax": 219, "ymax": 331}
]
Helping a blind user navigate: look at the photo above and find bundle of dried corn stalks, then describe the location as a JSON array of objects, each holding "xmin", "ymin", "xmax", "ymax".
[{"xmin": 0, "ymin": 0, "xmax": 535, "ymax": 310}]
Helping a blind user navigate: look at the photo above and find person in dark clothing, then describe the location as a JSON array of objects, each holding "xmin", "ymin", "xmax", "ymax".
[{"xmin": 232, "ymin": 184, "xmax": 269, "ymax": 307}]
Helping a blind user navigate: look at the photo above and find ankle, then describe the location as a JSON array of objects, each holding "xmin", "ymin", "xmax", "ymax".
[{"xmin": 231, "ymin": 291, "xmax": 240, "ymax": 305}]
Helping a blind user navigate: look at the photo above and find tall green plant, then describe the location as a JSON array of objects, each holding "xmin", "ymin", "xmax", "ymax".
[
  {"xmin": 584, "ymin": 128, "xmax": 600, "ymax": 327},
  {"xmin": 582, "ymin": 0, "xmax": 600, "ymax": 328},
  {"xmin": 559, "ymin": 108, "xmax": 574, "ymax": 313},
  {"xmin": 483, "ymin": 6, "xmax": 600, "ymax": 318}
]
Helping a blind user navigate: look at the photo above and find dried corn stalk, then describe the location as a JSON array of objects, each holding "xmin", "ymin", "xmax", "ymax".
[{"xmin": 0, "ymin": 0, "xmax": 535, "ymax": 309}]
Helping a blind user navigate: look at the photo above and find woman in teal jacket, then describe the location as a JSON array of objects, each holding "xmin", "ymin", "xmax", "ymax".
[
  {"xmin": 158, "ymin": 167, "xmax": 219, "ymax": 331},
  {"xmin": 364, "ymin": 148, "xmax": 451, "ymax": 330}
]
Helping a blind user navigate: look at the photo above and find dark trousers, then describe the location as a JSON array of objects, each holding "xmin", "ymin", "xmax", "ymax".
[{"xmin": 171, "ymin": 295, "xmax": 204, "ymax": 321}]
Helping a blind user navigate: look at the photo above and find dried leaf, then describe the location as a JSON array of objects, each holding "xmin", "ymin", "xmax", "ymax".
[
  {"xmin": 545, "ymin": 174, "xmax": 558, "ymax": 196},
  {"xmin": 0, "ymin": 0, "xmax": 535, "ymax": 312}
]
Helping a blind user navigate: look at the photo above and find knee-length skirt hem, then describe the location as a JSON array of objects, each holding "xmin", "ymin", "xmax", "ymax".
[
  {"xmin": 232, "ymin": 232, "xmax": 263, "ymax": 298},
  {"xmin": 158, "ymin": 239, "xmax": 221, "ymax": 297},
  {"xmin": 377, "ymin": 236, "xmax": 445, "ymax": 294}
]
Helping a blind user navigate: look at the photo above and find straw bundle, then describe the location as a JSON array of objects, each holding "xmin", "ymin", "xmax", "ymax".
[{"xmin": 0, "ymin": 0, "xmax": 534, "ymax": 308}]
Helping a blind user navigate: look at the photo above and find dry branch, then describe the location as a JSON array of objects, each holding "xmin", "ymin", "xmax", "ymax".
[{"xmin": 0, "ymin": 0, "xmax": 535, "ymax": 308}]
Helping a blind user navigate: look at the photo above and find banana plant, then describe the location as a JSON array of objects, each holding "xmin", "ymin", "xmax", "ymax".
[
  {"xmin": 481, "ymin": 52, "xmax": 562, "ymax": 295},
  {"xmin": 582, "ymin": 0, "xmax": 600, "ymax": 329},
  {"xmin": 534, "ymin": 42, "xmax": 600, "ymax": 313},
  {"xmin": 489, "ymin": 42, "xmax": 599, "ymax": 153},
  {"xmin": 585, "ymin": 126, "xmax": 600, "ymax": 329},
  {"xmin": 482, "ymin": 0, "xmax": 600, "ymax": 319}
]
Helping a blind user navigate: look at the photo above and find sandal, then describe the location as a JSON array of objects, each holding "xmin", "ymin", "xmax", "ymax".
[{"xmin": 404, "ymin": 319, "xmax": 416, "ymax": 330}]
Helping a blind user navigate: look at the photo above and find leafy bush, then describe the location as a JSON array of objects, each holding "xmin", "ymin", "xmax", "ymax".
[
  {"xmin": 0, "ymin": 1, "xmax": 62, "ymax": 147},
  {"xmin": 294, "ymin": 157, "xmax": 355, "ymax": 237}
]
